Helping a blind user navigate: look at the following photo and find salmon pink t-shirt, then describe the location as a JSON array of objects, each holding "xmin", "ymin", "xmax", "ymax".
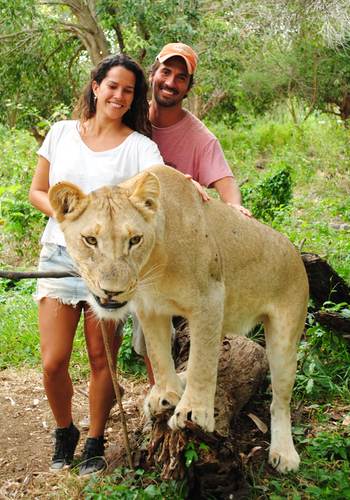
[{"xmin": 151, "ymin": 110, "xmax": 234, "ymax": 187}]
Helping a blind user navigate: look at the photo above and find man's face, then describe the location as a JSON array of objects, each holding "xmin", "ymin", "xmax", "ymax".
[{"xmin": 151, "ymin": 57, "xmax": 191, "ymax": 108}]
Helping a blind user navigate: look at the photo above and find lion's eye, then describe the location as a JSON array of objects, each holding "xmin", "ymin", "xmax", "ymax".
[
  {"xmin": 129, "ymin": 235, "xmax": 142, "ymax": 247},
  {"xmin": 83, "ymin": 235, "xmax": 97, "ymax": 246}
]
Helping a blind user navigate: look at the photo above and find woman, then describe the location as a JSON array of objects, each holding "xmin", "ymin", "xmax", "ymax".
[{"xmin": 29, "ymin": 54, "xmax": 164, "ymax": 476}]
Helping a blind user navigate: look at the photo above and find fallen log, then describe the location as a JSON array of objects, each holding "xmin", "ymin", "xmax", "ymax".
[
  {"xmin": 301, "ymin": 253, "xmax": 350, "ymax": 308},
  {"xmin": 314, "ymin": 310, "xmax": 350, "ymax": 343}
]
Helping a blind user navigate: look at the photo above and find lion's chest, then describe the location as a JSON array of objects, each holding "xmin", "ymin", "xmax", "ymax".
[{"xmin": 132, "ymin": 277, "xmax": 193, "ymax": 318}]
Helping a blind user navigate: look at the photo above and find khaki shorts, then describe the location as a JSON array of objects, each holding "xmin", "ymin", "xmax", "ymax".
[{"xmin": 33, "ymin": 243, "xmax": 89, "ymax": 306}]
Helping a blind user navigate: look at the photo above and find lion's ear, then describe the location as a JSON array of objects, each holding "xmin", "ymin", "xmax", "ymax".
[
  {"xmin": 128, "ymin": 172, "xmax": 160, "ymax": 220},
  {"xmin": 49, "ymin": 181, "xmax": 88, "ymax": 222}
]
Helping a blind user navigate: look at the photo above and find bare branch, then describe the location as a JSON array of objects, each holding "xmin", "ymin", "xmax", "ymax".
[
  {"xmin": 114, "ymin": 22, "xmax": 125, "ymax": 53},
  {"xmin": 0, "ymin": 28, "xmax": 42, "ymax": 41}
]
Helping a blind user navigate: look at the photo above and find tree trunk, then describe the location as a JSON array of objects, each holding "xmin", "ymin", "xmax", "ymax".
[{"xmin": 58, "ymin": 0, "xmax": 109, "ymax": 65}]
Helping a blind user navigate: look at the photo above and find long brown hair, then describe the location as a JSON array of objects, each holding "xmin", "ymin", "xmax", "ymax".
[{"xmin": 74, "ymin": 54, "xmax": 152, "ymax": 137}]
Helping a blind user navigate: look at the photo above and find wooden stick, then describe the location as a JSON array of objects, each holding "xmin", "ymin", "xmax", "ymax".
[
  {"xmin": 0, "ymin": 270, "xmax": 79, "ymax": 279},
  {"xmin": 100, "ymin": 320, "xmax": 133, "ymax": 469}
]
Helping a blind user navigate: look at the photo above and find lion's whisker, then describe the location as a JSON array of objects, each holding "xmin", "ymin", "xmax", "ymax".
[{"xmin": 140, "ymin": 264, "xmax": 165, "ymax": 280}]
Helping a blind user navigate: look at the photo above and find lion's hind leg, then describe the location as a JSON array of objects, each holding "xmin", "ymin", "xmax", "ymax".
[{"xmin": 264, "ymin": 310, "xmax": 305, "ymax": 473}]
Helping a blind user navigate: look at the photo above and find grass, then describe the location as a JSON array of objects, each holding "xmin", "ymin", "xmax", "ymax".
[
  {"xmin": 0, "ymin": 279, "xmax": 90, "ymax": 380},
  {"xmin": 1, "ymin": 107, "xmax": 350, "ymax": 497},
  {"xmin": 251, "ymin": 426, "xmax": 350, "ymax": 499},
  {"xmin": 83, "ymin": 467, "xmax": 188, "ymax": 499}
]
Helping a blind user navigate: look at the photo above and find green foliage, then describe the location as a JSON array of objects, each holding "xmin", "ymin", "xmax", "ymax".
[
  {"xmin": 3, "ymin": 1, "xmax": 350, "ymax": 128},
  {"xmin": 184, "ymin": 441, "xmax": 198, "ymax": 468},
  {"xmin": 242, "ymin": 165, "xmax": 292, "ymax": 222},
  {"xmin": 0, "ymin": 283, "xmax": 89, "ymax": 379},
  {"xmin": 83, "ymin": 467, "xmax": 187, "ymax": 499},
  {"xmin": 0, "ymin": 1, "xmax": 85, "ymax": 128},
  {"xmin": 295, "ymin": 320, "xmax": 350, "ymax": 402},
  {"xmin": 253, "ymin": 427, "xmax": 350, "ymax": 499},
  {"xmin": 0, "ymin": 188, "xmax": 45, "ymax": 239},
  {"xmin": 184, "ymin": 441, "xmax": 209, "ymax": 468},
  {"xmin": 99, "ymin": 0, "xmax": 200, "ymax": 61},
  {"xmin": 118, "ymin": 317, "xmax": 146, "ymax": 377},
  {"xmin": 0, "ymin": 125, "xmax": 44, "ymax": 264}
]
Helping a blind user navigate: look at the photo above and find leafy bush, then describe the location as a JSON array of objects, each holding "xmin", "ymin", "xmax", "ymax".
[
  {"xmin": 118, "ymin": 317, "xmax": 146, "ymax": 377},
  {"xmin": 242, "ymin": 165, "xmax": 292, "ymax": 222},
  {"xmin": 0, "ymin": 125, "xmax": 44, "ymax": 265},
  {"xmin": 295, "ymin": 317, "xmax": 350, "ymax": 402}
]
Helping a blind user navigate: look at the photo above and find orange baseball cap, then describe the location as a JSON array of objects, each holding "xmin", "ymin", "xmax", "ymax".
[{"xmin": 157, "ymin": 43, "xmax": 198, "ymax": 75}]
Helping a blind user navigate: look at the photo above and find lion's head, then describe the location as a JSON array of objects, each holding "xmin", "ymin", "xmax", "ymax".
[{"xmin": 49, "ymin": 171, "xmax": 162, "ymax": 319}]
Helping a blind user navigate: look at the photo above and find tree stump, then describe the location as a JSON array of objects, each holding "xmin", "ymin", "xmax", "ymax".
[{"xmin": 144, "ymin": 324, "xmax": 269, "ymax": 498}]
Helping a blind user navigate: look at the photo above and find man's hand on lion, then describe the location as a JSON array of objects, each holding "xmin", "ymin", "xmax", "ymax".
[
  {"xmin": 227, "ymin": 203, "xmax": 252, "ymax": 217},
  {"xmin": 184, "ymin": 174, "xmax": 252, "ymax": 217}
]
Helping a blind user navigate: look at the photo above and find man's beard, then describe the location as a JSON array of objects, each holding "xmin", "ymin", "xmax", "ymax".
[
  {"xmin": 154, "ymin": 84, "xmax": 183, "ymax": 108},
  {"xmin": 154, "ymin": 94, "xmax": 178, "ymax": 107}
]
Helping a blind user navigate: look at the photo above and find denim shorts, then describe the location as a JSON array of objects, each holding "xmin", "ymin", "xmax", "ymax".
[{"xmin": 33, "ymin": 243, "xmax": 90, "ymax": 306}]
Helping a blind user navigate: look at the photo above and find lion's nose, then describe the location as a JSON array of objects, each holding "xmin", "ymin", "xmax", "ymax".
[{"xmin": 102, "ymin": 288, "xmax": 124, "ymax": 298}]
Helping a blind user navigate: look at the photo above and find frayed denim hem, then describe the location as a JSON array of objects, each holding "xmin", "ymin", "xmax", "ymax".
[{"xmin": 32, "ymin": 292, "xmax": 83, "ymax": 307}]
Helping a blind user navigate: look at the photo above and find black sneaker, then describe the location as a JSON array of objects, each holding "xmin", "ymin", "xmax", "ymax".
[
  {"xmin": 50, "ymin": 422, "xmax": 80, "ymax": 471},
  {"xmin": 78, "ymin": 436, "xmax": 107, "ymax": 476}
]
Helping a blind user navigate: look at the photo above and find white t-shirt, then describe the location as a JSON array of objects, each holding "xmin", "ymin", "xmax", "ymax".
[{"xmin": 38, "ymin": 120, "xmax": 164, "ymax": 246}]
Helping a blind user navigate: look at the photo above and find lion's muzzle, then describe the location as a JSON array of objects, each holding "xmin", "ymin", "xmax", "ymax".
[{"xmin": 93, "ymin": 293, "xmax": 128, "ymax": 310}]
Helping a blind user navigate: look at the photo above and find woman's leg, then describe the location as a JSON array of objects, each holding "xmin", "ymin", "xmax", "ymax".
[
  {"xmin": 83, "ymin": 304, "xmax": 122, "ymax": 438},
  {"xmin": 39, "ymin": 298, "xmax": 82, "ymax": 428}
]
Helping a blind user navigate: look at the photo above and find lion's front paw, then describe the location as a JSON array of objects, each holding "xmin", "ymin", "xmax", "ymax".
[
  {"xmin": 168, "ymin": 395, "xmax": 215, "ymax": 432},
  {"xmin": 144, "ymin": 381, "xmax": 184, "ymax": 418},
  {"xmin": 269, "ymin": 447, "xmax": 300, "ymax": 473}
]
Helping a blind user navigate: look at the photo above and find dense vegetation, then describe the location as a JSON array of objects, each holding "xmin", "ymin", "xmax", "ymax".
[{"xmin": 1, "ymin": 1, "xmax": 350, "ymax": 498}]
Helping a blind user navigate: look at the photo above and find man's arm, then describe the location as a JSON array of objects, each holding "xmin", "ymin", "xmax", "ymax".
[
  {"xmin": 212, "ymin": 176, "xmax": 252, "ymax": 217},
  {"xmin": 212, "ymin": 176, "xmax": 241, "ymax": 204}
]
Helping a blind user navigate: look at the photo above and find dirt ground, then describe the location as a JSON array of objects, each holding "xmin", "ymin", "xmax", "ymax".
[{"xmin": 0, "ymin": 368, "xmax": 148, "ymax": 499}]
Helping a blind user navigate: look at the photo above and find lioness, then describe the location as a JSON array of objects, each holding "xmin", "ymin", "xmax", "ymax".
[{"xmin": 49, "ymin": 164, "xmax": 309, "ymax": 473}]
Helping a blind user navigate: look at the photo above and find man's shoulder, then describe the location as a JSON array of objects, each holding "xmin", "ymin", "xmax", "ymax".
[
  {"xmin": 183, "ymin": 111, "xmax": 216, "ymax": 139},
  {"xmin": 180, "ymin": 111, "xmax": 219, "ymax": 151}
]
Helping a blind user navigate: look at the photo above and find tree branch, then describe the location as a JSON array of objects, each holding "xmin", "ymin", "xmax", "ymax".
[{"xmin": 0, "ymin": 29, "xmax": 41, "ymax": 41}]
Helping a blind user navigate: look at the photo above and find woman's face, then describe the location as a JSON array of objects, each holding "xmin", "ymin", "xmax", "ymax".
[{"xmin": 92, "ymin": 66, "xmax": 136, "ymax": 121}]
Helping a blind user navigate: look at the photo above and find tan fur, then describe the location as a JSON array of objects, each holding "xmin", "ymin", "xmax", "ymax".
[{"xmin": 49, "ymin": 165, "xmax": 309, "ymax": 473}]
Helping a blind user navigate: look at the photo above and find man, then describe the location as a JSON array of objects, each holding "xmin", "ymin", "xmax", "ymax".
[
  {"xmin": 149, "ymin": 42, "xmax": 251, "ymax": 216},
  {"xmin": 133, "ymin": 43, "xmax": 251, "ymax": 384}
]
